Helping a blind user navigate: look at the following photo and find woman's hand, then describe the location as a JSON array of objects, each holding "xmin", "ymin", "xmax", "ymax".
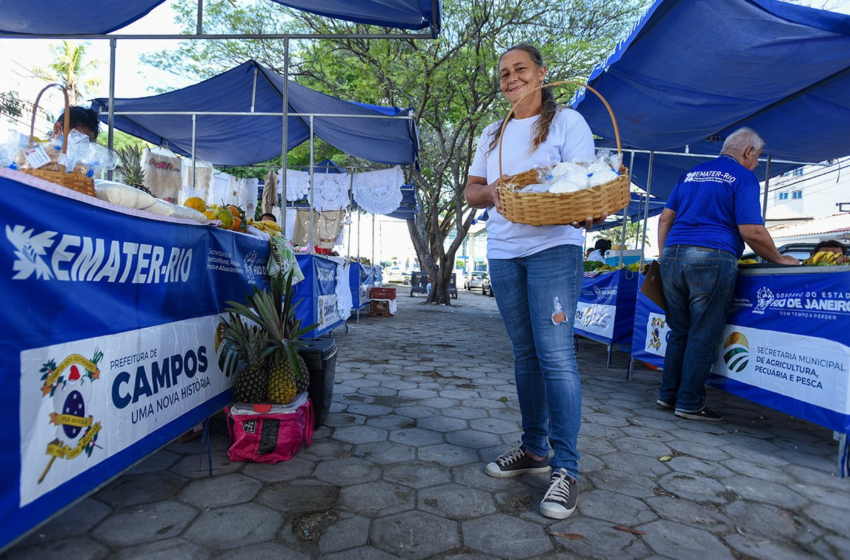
[
  {"xmin": 571, "ymin": 213, "xmax": 608, "ymax": 230},
  {"xmin": 489, "ymin": 175, "xmax": 512, "ymax": 212}
]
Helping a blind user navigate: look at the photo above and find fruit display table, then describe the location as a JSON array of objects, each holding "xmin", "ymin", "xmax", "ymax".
[
  {"xmin": 0, "ymin": 169, "xmax": 271, "ymax": 550},
  {"xmin": 630, "ymin": 265, "xmax": 850, "ymax": 477},
  {"xmin": 294, "ymin": 254, "xmax": 348, "ymax": 337},
  {"xmin": 575, "ymin": 269, "xmax": 640, "ymax": 366}
]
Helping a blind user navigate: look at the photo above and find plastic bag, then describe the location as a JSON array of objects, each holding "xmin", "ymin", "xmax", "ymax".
[{"xmin": 0, "ymin": 130, "xmax": 28, "ymax": 169}]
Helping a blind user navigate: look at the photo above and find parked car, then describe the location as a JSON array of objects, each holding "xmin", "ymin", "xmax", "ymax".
[
  {"xmin": 386, "ymin": 267, "xmax": 405, "ymax": 283},
  {"xmin": 481, "ymin": 276, "xmax": 494, "ymax": 297},
  {"xmin": 465, "ymin": 271, "xmax": 488, "ymax": 291}
]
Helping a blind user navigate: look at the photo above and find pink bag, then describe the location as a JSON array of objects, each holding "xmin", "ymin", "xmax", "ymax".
[{"xmin": 225, "ymin": 396, "xmax": 314, "ymax": 464}]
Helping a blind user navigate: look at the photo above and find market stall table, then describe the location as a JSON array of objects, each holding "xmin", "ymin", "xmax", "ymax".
[
  {"xmin": 576, "ymin": 268, "xmax": 639, "ymax": 366},
  {"xmin": 0, "ymin": 169, "xmax": 271, "ymax": 550},
  {"xmin": 630, "ymin": 265, "xmax": 850, "ymax": 477}
]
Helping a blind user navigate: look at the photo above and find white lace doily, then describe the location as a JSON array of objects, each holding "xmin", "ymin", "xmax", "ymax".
[
  {"xmin": 353, "ymin": 166, "xmax": 404, "ymax": 215},
  {"xmin": 283, "ymin": 169, "xmax": 310, "ymax": 201},
  {"xmin": 313, "ymin": 174, "xmax": 351, "ymax": 212}
]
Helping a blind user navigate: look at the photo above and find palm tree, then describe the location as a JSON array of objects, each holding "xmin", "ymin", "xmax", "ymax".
[{"xmin": 32, "ymin": 41, "xmax": 102, "ymax": 105}]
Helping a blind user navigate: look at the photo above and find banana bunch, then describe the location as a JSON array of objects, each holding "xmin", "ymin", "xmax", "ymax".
[
  {"xmin": 803, "ymin": 251, "xmax": 845, "ymax": 266},
  {"xmin": 738, "ymin": 258, "xmax": 758, "ymax": 264},
  {"xmin": 249, "ymin": 219, "xmax": 282, "ymax": 237},
  {"xmin": 596, "ymin": 262, "xmax": 642, "ymax": 273}
]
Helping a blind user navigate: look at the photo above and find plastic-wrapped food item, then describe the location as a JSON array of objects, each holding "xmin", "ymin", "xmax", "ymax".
[
  {"xmin": 549, "ymin": 161, "xmax": 590, "ymax": 193},
  {"xmin": 0, "ymin": 130, "xmax": 28, "ymax": 169},
  {"xmin": 94, "ymin": 180, "xmax": 156, "ymax": 209},
  {"xmin": 75, "ymin": 139, "xmax": 119, "ymax": 177},
  {"xmin": 145, "ymin": 198, "xmax": 207, "ymax": 223},
  {"xmin": 586, "ymin": 160, "xmax": 619, "ymax": 187}
]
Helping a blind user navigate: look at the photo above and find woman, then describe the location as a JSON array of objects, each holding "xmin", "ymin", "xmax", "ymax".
[{"xmin": 465, "ymin": 44, "xmax": 598, "ymax": 520}]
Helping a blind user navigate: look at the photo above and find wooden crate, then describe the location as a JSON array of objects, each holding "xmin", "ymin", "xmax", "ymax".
[{"xmin": 370, "ymin": 300, "xmax": 391, "ymax": 317}]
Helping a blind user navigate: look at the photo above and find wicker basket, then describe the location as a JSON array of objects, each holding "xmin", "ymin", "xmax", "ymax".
[
  {"xmin": 497, "ymin": 81, "xmax": 630, "ymax": 226},
  {"xmin": 18, "ymin": 83, "xmax": 96, "ymax": 197}
]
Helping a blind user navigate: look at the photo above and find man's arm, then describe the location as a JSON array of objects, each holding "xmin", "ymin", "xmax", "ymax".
[
  {"xmin": 739, "ymin": 224, "xmax": 799, "ymax": 265},
  {"xmin": 657, "ymin": 208, "xmax": 676, "ymax": 254}
]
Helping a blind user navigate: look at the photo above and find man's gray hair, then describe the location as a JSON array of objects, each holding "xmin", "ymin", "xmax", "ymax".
[{"xmin": 721, "ymin": 127, "xmax": 765, "ymax": 157}]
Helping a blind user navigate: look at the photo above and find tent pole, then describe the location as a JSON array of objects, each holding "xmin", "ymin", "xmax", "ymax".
[
  {"xmin": 107, "ymin": 38, "xmax": 116, "ymax": 180},
  {"xmin": 347, "ymin": 174, "xmax": 353, "ymax": 260},
  {"xmin": 191, "ymin": 114, "xmax": 197, "ymax": 189},
  {"xmin": 762, "ymin": 155, "xmax": 772, "ymax": 218},
  {"xmin": 618, "ymin": 150, "xmax": 635, "ymax": 266},
  {"xmin": 309, "ymin": 115, "xmax": 315, "ymax": 253},
  {"xmin": 281, "ymin": 40, "xmax": 290, "ymax": 233},
  {"xmin": 638, "ymin": 151, "xmax": 654, "ymax": 271},
  {"xmin": 357, "ymin": 208, "xmax": 361, "ymax": 261},
  {"xmin": 196, "ymin": 0, "xmax": 204, "ymax": 35},
  {"xmin": 372, "ymin": 214, "xmax": 376, "ymax": 266},
  {"xmin": 250, "ymin": 67, "xmax": 258, "ymax": 113}
]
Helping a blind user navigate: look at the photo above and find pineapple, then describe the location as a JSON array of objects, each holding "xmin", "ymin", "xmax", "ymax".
[
  {"xmin": 219, "ymin": 312, "xmax": 271, "ymax": 403},
  {"xmin": 223, "ymin": 270, "xmax": 317, "ymax": 405},
  {"xmin": 117, "ymin": 146, "xmax": 152, "ymax": 195}
]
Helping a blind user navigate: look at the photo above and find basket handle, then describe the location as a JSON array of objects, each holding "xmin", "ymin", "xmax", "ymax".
[
  {"xmin": 497, "ymin": 80, "xmax": 621, "ymax": 183},
  {"xmin": 28, "ymin": 83, "xmax": 71, "ymax": 173}
]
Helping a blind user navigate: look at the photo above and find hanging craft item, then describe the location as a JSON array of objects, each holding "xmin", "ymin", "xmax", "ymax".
[
  {"xmin": 143, "ymin": 147, "xmax": 182, "ymax": 202},
  {"xmin": 313, "ymin": 174, "xmax": 351, "ymax": 212},
  {"xmin": 353, "ymin": 166, "xmax": 404, "ymax": 215},
  {"xmin": 181, "ymin": 158, "xmax": 212, "ymax": 200},
  {"xmin": 262, "ymin": 169, "xmax": 278, "ymax": 214},
  {"xmin": 283, "ymin": 169, "xmax": 310, "ymax": 201}
]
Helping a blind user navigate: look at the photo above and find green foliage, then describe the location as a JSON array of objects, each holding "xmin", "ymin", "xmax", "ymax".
[
  {"xmin": 0, "ymin": 91, "xmax": 24, "ymax": 119},
  {"xmin": 597, "ymin": 218, "xmax": 652, "ymax": 248},
  {"xmin": 96, "ymin": 128, "xmax": 148, "ymax": 152},
  {"xmin": 32, "ymin": 40, "xmax": 102, "ymax": 105}
]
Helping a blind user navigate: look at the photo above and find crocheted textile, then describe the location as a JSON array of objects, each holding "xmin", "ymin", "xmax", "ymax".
[
  {"xmin": 143, "ymin": 148, "xmax": 182, "ymax": 202},
  {"xmin": 353, "ymin": 166, "xmax": 404, "ymax": 215}
]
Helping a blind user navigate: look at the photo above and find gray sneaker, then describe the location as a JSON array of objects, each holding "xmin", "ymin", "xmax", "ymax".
[
  {"xmin": 675, "ymin": 407, "xmax": 724, "ymax": 422},
  {"xmin": 540, "ymin": 468, "xmax": 578, "ymax": 519},
  {"xmin": 485, "ymin": 447, "xmax": 549, "ymax": 478}
]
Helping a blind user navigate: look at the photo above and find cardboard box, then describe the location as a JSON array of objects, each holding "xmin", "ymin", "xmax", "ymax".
[
  {"xmin": 640, "ymin": 260, "xmax": 666, "ymax": 311},
  {"xmin": 370, "ymin": 287, "xmax": 397, "ymax": 300}
]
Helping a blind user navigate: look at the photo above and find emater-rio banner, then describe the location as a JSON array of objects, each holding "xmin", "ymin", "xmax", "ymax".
[
  {"xmin": 709, "ymin": 268, "xmax": 850, "ymax": 434},
  {"xmin": 0, "ymin": 170, "xmax": 270, "ymax": 550}
]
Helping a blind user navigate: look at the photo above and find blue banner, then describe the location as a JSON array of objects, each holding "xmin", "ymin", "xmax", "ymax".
[
  {"xmin": 349, "ymin": 263, "xmax": 373, "ymax": 310},
  {"xmin": 631, "ymin": 274, "xmax": 666, "ymax": 369},
  {"xmin": 294, "ymin": 254, "xmax": 345, "ymax": 337},
  {"xmin": 575, "ymin": 269, "xmax": 639, "ymax": 346},
  {"xmin": 0, "ymin": 171, "xmax": 270, "ymax": 550}
]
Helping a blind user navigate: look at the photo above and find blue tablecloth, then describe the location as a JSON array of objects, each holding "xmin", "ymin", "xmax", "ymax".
[
  {"xmin": 576, "ymin": 269, "xmax": 639, "ymax": 346},
  {"xmin": 0, "ymin": 170, "xmax": 270, "ymax": 549}
]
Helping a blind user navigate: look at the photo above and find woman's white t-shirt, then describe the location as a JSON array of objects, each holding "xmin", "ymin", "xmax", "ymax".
[{"xmin": 469, "ymin": 108, "xmax": 595, "ymax": 260}]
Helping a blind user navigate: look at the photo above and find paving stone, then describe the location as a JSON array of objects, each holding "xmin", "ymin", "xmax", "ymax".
[
  {"xmin": 418, "ymin": 443, "xmax": 480, "ymax": 467},
  {"xmin": 446, "ymin": 429, "xmax": 503, "ymax": 450},
  {"xmin": 384, "ymin": 460, "xmax": 452, "ymax": 489},
  {"xmin": 599, "ymin": 451, "xmax": 671, "ymax": 477},
  {"xmin": 585, "ymin": 469, "xmax": 658, "ymax": 500},
  {"xmin": 324, "ymin": 413, "xmax": 367, "ymax": 427},
  {"xmin": 576, "ymin": 434, "xmax": 619, "ymax": 455},
  {"xmin": 338, "ymin": 481, "xmax": 415, "ymax": 517},
  {"xmin": 664, "ymin": 456, "xmax": 735, "ymax": 479},
  {"xmin": 365, "ymin": 414, "xmax": 416, "ymax": 430},
  {"xmin": 372, "ymin": 511, "xmax": 460, "ymax": 560},
  {"xmin": 91, "ymin": 501, "xmax": 198, "ymax": 546},
  {"xmin": 419, "ymin": 484, "xmax": 497, "ymax": 519},
  {"xmin": 665, "ymin": 440, "xmax": 732, "ymax": 462},
  {"xmin": 321, "ymin": 546, "xmax": 410, "ymax": 560},
  {"xmin": 298, "ymin": 439, "xmax": 353, "ymax": 461},
  {"xmin": 318, "ymin": 514, "xmax": 371, "ymax": 555},
  {"xmin": 168, "ymin": 452, "xmax": 243, "ymax": 479},
  {"xmin": 618, "ymin": 425, "xmax": 676, "ymax": 442},
  {"xmin": 95, "ymin": 471, "xmax": 189, "ymax": 509},
  {"xmin": 469, "ymin": 417, "xmax": 524, "ymax": 435},
  {"xmin": 210, "ymin": 541, "xmax": 310, "ymax": 559},
  {"xmin": 389, "ymin": 427, "xmax": 445, "ymax": 447},
  {"xmin": 0, "ymin": 537, "xmax": 109, "ymax": 560},
  {"xmin": 333, "ymin": 425, "xmax": 389, "ymax": 444},
  {"xmin": 811, "ymin": 535, "xmax": 850, "ymax": 560},
  {"xmin": 578, "ymin": 489, "xmax": 659, "ymax": 526},
  {"xmin": 439, "ymin": 388, "xmax": 481, "ymax": 400},
  {"xmin": 346, "ymin": 403, "xmax": 395, "ymax": 417},
  {"xmin": 611, "ymin": 436, "xmax": 673, "ymax": 458},
  {"xmin": 394, "ymin": 405, "xmax": 440, "ymax": 419},
  {"xmin": 397, "ymin": 388, "xmax": 440, "ymax": 399},
  {"xmin": 18, "ymin": 498, "xmax": 111, "ymax": 544},
  {"xmin": 241, "ymin": 456, "xmax": 315, "ymax": 482},
  {"xmin": 416, "ymin": 415, "xmax": 469, "ymax": 433},
  {"xmin": 657, "ymin": 473, "xmax": 733, "ymax": 505},
  {"xmin": 583, "ymin": 412, "xmax": 631, "ymax": 427},
  {"xmin": 644, "ymin": 496, "xmax": 732, "ymax": 535},
  {"xmin": 183, "ymin": 503, "xmax": 281, "ymax": 550},
  {"xmin": 112, "ymin": 537, "xmax": 210, "ymax": 560},
  {"xmin": 723, "ymin": 533, "xmax": 813, "ymax": 560},
  {"xmin": 353, "ymin": 440, "xmax": 417, "ymax": 464},
  {"xmin": 805, "ymin": 503, "xmax": 850, "ymax": 534},
  {"xmin": 548, "ymin": 516, "xmax": 652, "ymax": 559},
  {"xmin": 314, "ymin": 457, "xmax": 382, "ymax": 486},
  {"xmin": 442, "ymin": 406, "xmax": 490, "ymax": 420},
  {"xmin": 720, "ymin": 458, "xmax": 795, "ymax": 483},
  {"xmin": 640, "ymin": 519, "xmax": 736, "ymax": 560},
  {"xmin": 667, "ymin": 428, "xmax": 731, "ymax": 447},
  {"xmin": 358, "ymin": 386, "xmax": 400, "ymax": 397},
  {"xmin": 723, "ymin": 475, "xmax": 807, "ymax": 508},
  {"xmin": 255, "ymin": 480, "xmax": 340, "ymax": 514},
  {"xmin": 167, "ymin": 430, "xmax": 231, "ymax": 455},
  {"xmin": 462, "ymin": 513, "xmax": 552, "ymax": 559},
  {"xmin": 451, "ymin": 463, "xmax": 523, "ymax": 492},
  {"xmin": 178, "ymin": 473, "xmax": 262, "ymax": 509},
  {"xmin": 578, "ymin": 422, "xmax": 626, "ymax": 441},
  {"xmin": 723, "ymin": 500, "xmax": 821, "ymax": 542}
]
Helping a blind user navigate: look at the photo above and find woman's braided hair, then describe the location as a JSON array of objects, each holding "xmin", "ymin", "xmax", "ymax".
[{"xmin": 487, "ymin": 44, "xmax": 559, "ymax": 156}]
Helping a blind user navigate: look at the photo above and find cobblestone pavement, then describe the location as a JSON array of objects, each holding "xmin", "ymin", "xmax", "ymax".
[{"xmin": 4, "ymin": 289, "xmax": 849, "ymax": 559}]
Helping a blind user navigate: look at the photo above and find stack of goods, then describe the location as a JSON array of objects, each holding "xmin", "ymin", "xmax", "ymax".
[
  {"xmin": 516, "ymin": 150, "xmax": 622, "ymax": 194},
  {"xmin": 802, "ymin": 251, "xmax": 847, "ymax": 266},
  {"xmin": 184, "ymin": 197, "xmax": 247, "ymax": 232},
  {"xmin": 369, "ymin": 286, "xmax": 396, "ymax": 317}
]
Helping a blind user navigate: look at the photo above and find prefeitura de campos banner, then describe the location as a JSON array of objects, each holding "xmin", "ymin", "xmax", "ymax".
[
  {"xmin": 0, "ymin": 171, "xmax": 270, "ymax": 550},
  {"xmin": 709, "ymin": 269, "xmax": 850, "ymax": 433}
]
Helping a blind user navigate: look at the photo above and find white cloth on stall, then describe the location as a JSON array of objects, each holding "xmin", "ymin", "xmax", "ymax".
[
  {"xmin": 283, "ymin": 169, "xmax": 310, "ymax": 201},
  {"xmin": 284, "ymin": 207, "xmax": 297, "ymax": 241},
  {"xmin": 353, "ymin": 166, "xmax": 404, "ymax": 215},
  {"xmin": 239, "ymin": 177, "xmax": 259, "ymax": 215},
  {"xmin": 336, "ymin": 262, "xmax": 353, "ymax": 319},
  {"xmin": 209, "ymin": 171, "xmax": 232, "ymax": 206},
  {"xmin": 313, "ymin": 173, "xmax": 350, "ymax": 212},
  {"xmin": 142, "ymin": 147, "xmax": 182, "ymax": 202},
  {"xmin": 181, "ymin": 159, "xmax": 213, "ymax": 201}
]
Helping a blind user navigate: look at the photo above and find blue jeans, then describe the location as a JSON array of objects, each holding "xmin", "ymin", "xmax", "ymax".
[
  {"xmin": 489, "ymin": 245, "xmax": 583, "ymax": 480},
  {"xmin": 659, "ymin": 245, "xmax": 738, "ymax": 413}
]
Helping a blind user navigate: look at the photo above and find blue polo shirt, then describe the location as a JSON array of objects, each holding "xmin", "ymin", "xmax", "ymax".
[{"xmin": 664, "ymin": 155, "xmax": 764, "ymax": 258}]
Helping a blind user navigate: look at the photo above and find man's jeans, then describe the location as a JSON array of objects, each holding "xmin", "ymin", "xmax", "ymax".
[
  {"xmin": 488, "ymin": 245, "xmax": 583, "ymax": 480},
  {"xmin": 659, "ymin": 245, "xmax": 738, "ymax": 413}
]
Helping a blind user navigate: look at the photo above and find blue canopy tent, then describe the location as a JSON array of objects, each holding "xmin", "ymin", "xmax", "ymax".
[
  {"xmin": 593, "ymin": 193, "xmax": 666, "ymax": 232},
  {"xmin": 0, "ymin": 0, "xmax": 439, "ymax": 36},
  {"xmin": 575, "ymin": 0, "xmax": 850, "ymax": 199},
  {"xmin": 91, "ymin": 61, "xmax": 418, "ymax": 167}
]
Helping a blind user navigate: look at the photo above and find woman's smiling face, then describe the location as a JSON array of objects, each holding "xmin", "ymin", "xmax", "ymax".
[{"xmin": 499, "ymin": 49, "xmax": 546, "ymax": 107}]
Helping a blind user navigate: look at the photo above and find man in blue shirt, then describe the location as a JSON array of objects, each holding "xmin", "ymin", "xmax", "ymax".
[{"xmin": 656, "ymin": 128, "xmax": 799, "ymax": 421}]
